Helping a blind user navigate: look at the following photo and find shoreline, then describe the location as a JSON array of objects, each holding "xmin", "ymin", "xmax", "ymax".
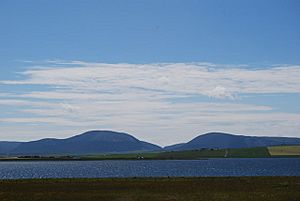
[
  {"xmin": 0, "ymin": 175, "xmax": 299, "ymax": 180},
  {"xmin": 0, "ymin": 156, "xmax": 299, "ymax": 162},
  {"xmin": 1, "ymin": 145, "xmax": 299, "ymax": 160}
]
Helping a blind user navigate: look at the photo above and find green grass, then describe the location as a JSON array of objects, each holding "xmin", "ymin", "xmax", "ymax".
[
  {"xmin": 82, "ymin": 149, "xmax": 226, "ymax": 160},
  {"xmin": 227, "ymin": 147, "xmax": 271, "ymax": 158},
  {"xmin": 268, "ymin": 145, "xmax": 300, "ymax": 156},
  {"xmin": 90, "ymin": 146, "xmax": 299, "ymax": 159},
  {"xmin": 83, "ymin": 147, "xmax": 270, "ymax": 160},
  {"xmin": 82, "ymin": 152, "xmax": 160, "ymax": 160},
  {"xmin": 0, "ymin": 177, "xmax": 299, "ymax": 201},
  {"xmin": 156, "ymin": 149, "xmax": 225, "ymax": 159}
]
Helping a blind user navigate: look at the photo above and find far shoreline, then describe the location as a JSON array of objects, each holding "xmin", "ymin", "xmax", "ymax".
[{"xmin": 1, "ymin": 145, "xmax": 300, "ymax": 161}]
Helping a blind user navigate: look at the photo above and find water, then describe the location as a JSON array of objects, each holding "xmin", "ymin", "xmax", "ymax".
[{"xmin": 0, "ymin": 158, "xmax": 299, "ymax": 179}]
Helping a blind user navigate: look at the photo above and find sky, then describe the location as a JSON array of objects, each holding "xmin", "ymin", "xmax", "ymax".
[{"xmin": 0, "ymin": 0, "xmax": 300, "ymax": 146}]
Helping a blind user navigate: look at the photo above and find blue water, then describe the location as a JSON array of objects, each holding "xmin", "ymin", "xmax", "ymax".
[{"xmin": 0, "ymin": 158, "xmax": 299, "ymax": 179}]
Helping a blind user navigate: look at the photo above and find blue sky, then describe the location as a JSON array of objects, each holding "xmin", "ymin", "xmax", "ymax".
[{"xmin": 0, "ymin": 0, "xmax": 300, "ymax": 145}]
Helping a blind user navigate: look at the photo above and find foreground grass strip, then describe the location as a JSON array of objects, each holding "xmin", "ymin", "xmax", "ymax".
[{"xmin": 0, "ymin": 177, "xmax": 299, "ymax": 201}]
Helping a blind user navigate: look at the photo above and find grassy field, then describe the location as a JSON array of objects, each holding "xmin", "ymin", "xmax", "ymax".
[
  {"xmin": 1, "ymin": 145, "xmax": 299, "ymax": 161},
  {"xmin": 0, "ymin": 177, "xmax": 299, "ymax": 201},
  {"xmin": 268, "ymin": 146, "xmax": 300, "ymax": 156},
  {"xmin": 84, "ymin": 146, "xmax": 300, "ymax": 159},
  {"xmin": 83, "ymin": 147, "xmax": 271, "ymax": 160},
  {"xmin": 85, "ymin": 149, "xmax": 226, "ymax": 160},
  {"xmin": 227, "ymin": 147, "xmax": 270, "ymax": 158},
  {"xmin": 82, "ymin": 149, "xmax": 226, "ymax": 160}
]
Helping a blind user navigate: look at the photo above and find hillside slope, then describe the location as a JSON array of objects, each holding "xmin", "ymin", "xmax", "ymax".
[
  {"xmin": 166, "ymin": 132, "xmax": 300, "ymax": 151},
  {"xmin": 11, "ymin": 130, "xmax": 162, "ymax": 155},
  {"xmin": 0, "ymin": 142, "xmax": 22, "ymax": 155}
]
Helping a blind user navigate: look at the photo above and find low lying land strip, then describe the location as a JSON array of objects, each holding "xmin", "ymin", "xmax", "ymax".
[
  {"xmin": 84, "ymin": 145, "xmax": 299, "ymax": 160},
  {"xmin": 1, "ymin": 145, "xmax": 299, "ymax": 161},
  {"xmin": 0, "ymin": 177, "xmax": 299, "ymax": 201}
]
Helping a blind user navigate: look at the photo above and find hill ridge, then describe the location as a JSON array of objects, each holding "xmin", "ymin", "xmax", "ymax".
[
  {"xmin": 1, "ymin": 130, "xmax": 300, "ymax": 155},
  {"xmin": 165, "ymin": 132, "xmax": 300, "ymax": 151}
]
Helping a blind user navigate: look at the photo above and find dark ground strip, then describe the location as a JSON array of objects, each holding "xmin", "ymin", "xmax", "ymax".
[{"xmin": 0, "ymin": 177, "xmax": 299, "ymax": 201}]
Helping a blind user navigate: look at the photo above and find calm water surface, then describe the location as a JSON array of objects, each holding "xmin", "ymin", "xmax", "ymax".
[{"xmin": 0, "ymin": 158, "xmax": 299, "ymax": 179}]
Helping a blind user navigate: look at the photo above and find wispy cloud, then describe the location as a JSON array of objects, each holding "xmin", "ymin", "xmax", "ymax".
[
  {"xmin": 2, "ymin": 62, "xmax": 300, "ymax": 97},
  {"xmin": 1, "ymin": 61, "xmax": 300, "ymax": 145}
]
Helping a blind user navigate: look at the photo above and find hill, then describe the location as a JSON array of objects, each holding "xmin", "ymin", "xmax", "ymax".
[
  {"xmin": 1, "ymin": 131, "xmax": 300, "ymax": 156},
  {"xmin": 10, "ymin": 130, "xmax": 162, "ymax": 155},
  {"xmin": 0, "ymin": 142, "xmax": 22, "ymax": 155},
  {"xmin": 165, "ymin": 132, "xmax": 300, "ymax": 151}
]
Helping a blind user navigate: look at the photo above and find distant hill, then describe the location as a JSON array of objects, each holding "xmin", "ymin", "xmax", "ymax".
[
  {"xmin": 164, "ymin": 143, "xmax": 186, "ymax": 151},
  {"xmin": 1, "ymin": 131, "xmax": 300, "ymax": 156},
  {"xmin": 8, "ymin": 131, "xmax": 162, "ymax": 155},
  {"xmin": 0, "ymin": 142, "xmax": 22, "ymax": 155},
  {"xmin": 165, "ymin": 132, "xmax": 300, "ymax": 151}
]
